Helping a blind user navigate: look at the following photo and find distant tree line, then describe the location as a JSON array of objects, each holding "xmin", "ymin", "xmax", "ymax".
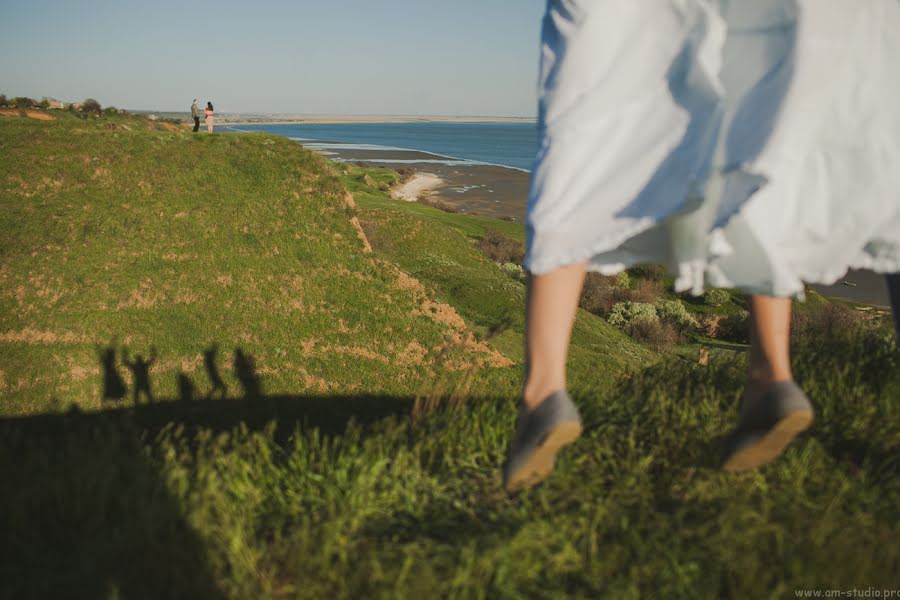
[{"xmin": 0, "ymin": 94, "xmax": 121, "ymax": 116}]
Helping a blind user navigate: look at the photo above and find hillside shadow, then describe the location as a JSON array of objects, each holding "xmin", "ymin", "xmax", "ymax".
[{"xmin": 0, "ymin": 344, "xmax": 416, "ymax": 599}]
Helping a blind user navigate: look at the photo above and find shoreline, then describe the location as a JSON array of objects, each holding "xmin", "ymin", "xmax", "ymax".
[
  {"xmin": 215, "ymin": 115, "xmax": 535, "ymax": 126},
  {"xmin": 229, "ymin": 127, "xmax": 895, "ymax": 309}
]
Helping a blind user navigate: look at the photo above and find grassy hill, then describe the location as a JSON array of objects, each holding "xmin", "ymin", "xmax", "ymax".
[{"xmin": 1, "ymin": 111, "xmax": 898, "ymax": 599}]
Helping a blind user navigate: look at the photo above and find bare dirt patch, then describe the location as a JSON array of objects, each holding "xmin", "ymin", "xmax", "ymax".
[
  {"xmin": 0, "ymin": 328, "xmax": 87, "ymax": 344},
  {"xmin": 350, "ymin": 217, "xmax": 373, "ymax": 253},
  {"xmin": 397, "ymin": 340, "xmax": 428, "ymax": 366},
  {"xmin": 117, "ymin": 281, "xmax": 160, "ymax": 309},
  {"xmin": 0, "ymin": 108, "xmax": 55, "ymax": 121},
  {"xmin": 387, "ymin": 262, "xmax": 512, "ymax": 368}
]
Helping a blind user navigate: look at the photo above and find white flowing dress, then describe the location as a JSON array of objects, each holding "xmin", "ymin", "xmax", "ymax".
[{"xmin": 525, "ymin": 0, "xmax": 900, "ymax": 297}]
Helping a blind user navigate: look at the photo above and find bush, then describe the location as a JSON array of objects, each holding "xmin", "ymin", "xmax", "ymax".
[
  {"xmin": 704, "ymin": 288, "xmax": 731, "ymax": 307},
  {"xmin": 614, "ymin": 271, "xmax": 632, "ymax": 289},
  {"xmin": 628, "ymin": 263, "xmax": 668, "ymax": 281},
  {"xmin": 716, "ymin": 310, "xmax": 751, "ymax": 343},
  {"xmin": 626, "ymin": 317, "xmax": 679, "ymax": 352},
  {"xmin": 13, "ymin": 96, "xmax": 35, "ymax": 108},
  {"xmin": 476, "ymin": 229, "xmax": 524, "ymax": 265},
  {"xmin": 608, "ymin": 301, "xmax": 658, "ymax": 329},
  {"xmin": 499, "ymin": 262, "xmax": 525, "ymax": 282},
  {"xmin": 80, "ymin": 98, "xmax": 102, "ymax": 115},
  {"xmin": 36, "ymin": 99, "xmax": 50, "ymax": 109},
  {"xmin": 395, "ymin": 168, "xmax": 415, "ymax": 182},
  {"xmin": 0, "ymin": 94, "xmax": 8, "ymax": 107},
  {"xmin": 630, "ymin": 277, "xmax": 665, "ymax": 304},
  {"xmin": 103, "ymin": 106, "xmax": 119, "ymax": 116},
  {"xmin": 580, "ymin": 274, "xmax": 666, "ymax": 317},
  {"xmin": 417, "ymin": 196, "xmax": 463, "ymax": 214},
  {"xmin": 580, "ymin": 273, "xmax": 626, "ymax": 316},
  {"xmin": 656, "ymin": 299, "xmax": 700, "ymax": 332},
  {"xmin": 792, "ymin": 302, "xmax": 867, "ymax": 346}
]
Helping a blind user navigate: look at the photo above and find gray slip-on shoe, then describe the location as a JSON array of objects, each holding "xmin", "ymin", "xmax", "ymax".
[
  {"xmin": 502, "ymin": 390, "xmax": 582, "ymax": 492},
  {"xmin": 722, "ymin": 380, "xmax": 814, "ymax": 472}
]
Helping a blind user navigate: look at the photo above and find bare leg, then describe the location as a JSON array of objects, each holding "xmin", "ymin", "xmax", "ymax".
[
  {"xmin": 745, "ymin": 295, "xmax": 793, "ymax": 406},
  {"xmin": 522, "ymin": 260, "xmax": 588, "ymax": 411},
  {"xmin": 723, "ymin": 294, "xmax": 812, "ymax": 471}
]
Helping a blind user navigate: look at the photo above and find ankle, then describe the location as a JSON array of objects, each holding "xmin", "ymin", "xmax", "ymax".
[
  {"xmin": 522, "ymin": 377, "xmax": 565, "ymax": 412},
  {"xmin": 748, "ymin": 364, "xmax": 793, "ymax": 385}
]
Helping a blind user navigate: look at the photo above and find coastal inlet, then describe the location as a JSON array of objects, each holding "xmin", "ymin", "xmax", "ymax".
[{"xmin": 227, "ymin": 122, "xmax": 535, "ymax": 221}]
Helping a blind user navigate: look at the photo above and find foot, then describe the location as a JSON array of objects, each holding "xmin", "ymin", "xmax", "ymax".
[
  {"xmin": 502, "ymin": 390, "xmax": 582, "ymax": 492},
  {"xmin": 722, "ymin": 380, "xmax": 814, "ymax": 472}
]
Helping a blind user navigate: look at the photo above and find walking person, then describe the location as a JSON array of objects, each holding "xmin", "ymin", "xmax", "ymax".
[
  {"xmin": 205, "ymin": 101, "xmax": 215, "ymax": 134},
  {"xmin": 503, "ymin": 0, "xmax": 900, "ymax": 492},
  {"xmin": 191, "ymin": 99, "xmax": 201, "ymax": 132}
]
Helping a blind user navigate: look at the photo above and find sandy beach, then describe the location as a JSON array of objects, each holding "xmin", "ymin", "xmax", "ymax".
[
  {"xmin": 391, "ymin": 173, "xmax": 444, "ymax": 201},
  {"xmin": 303, "ymin": 140, "xmax": 531, "ymax": 221}
]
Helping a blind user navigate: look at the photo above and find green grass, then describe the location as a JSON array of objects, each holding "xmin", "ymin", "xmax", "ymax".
[{"xmin": 1, "ymin": 114, "xmax": 899, "ymax": 599}]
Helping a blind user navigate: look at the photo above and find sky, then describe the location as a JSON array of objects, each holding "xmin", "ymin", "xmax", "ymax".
[{"xmin": 0, "ymin": 0, "xmax": 546, "ymax": 116}]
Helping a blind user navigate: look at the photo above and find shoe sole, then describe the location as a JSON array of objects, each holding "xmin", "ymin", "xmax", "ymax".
[
  {"xmin": 722, "ymin": 409, "xmax": 814, "ymax": 472},
  {"xmin": 504, "ymin": 421, "xmax": 582, "ymax": 492}
]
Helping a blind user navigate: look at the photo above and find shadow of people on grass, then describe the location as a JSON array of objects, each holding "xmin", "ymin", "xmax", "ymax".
[
  {"xmin": 1, "ymin": 344, "xmax": 420, "ymax": 599},
  {"xmin": 203, "ymin": 343, "xmax": 228, "ymax": 400},
  {"xmin": 97, "ymin": 345, "xmax": 127, "ymax": 401},
  {"xmin": 233, "ymin": 348, "xmax": 261, "ymax": 400},
  {"xmin": 177, "ymin": 371, "xmax": 196, "ymax": 403},
  {"xmin": 0, "ymin": 414, "xmax": 228, "ymax": 600},
  {"xmin": 122, "ymin": 346, "xmax": 157, "ymax": 404}
]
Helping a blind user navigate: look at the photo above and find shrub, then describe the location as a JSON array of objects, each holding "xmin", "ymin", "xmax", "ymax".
[
  {"xmin": 656, "ymin": 299, "xmax": 700, "ymax": 332},
  {"xmin": 476, "ymin": 229, "xmax": 524, "ymax": 265},
  {"xmin": 103, "ymin": 106, "xmax": 119, "ymax": 116},
  {"xmin": 626, "ymin": 317, "xmax": 679, "ymax": 352},
  {"xmin": 580, "ymin": 274, "xmax": 666, "ymax": 317},
  {"xmin": 36, "ymin": 99, "xmax": 50, "ymax": 109},
  {"xmin": 0, "ymin": 94, "xmax": 8, "ymax": 107},
  {"xmin": 417, "ymin": 196, "xmax": 463, "ymax": 214},
  {"xmin": 717, "ymin": 310, "xmax": 751, "ymax": 343},
  {"xmin": 792, "ymin": 302, "xmax": 866, "ymax": 346},
  {"xmin": 614, "ymin": 271, "xmax": 632, "ymax": 289},
  {"xmin": 395, "ymin": 168, "xmax": 415, "ymax": 182},
  {"xmin": 608, "ymin": 301, "xmax": 658, "ymax": 329},
  {"xmin": 580, "ymin": 273, "xmax": 621, "ymax": 316},
  {"xmin": 500, "ymin": 262, "xmax": 525, "ymax": 282},
  {"xmin": 13, "ymin": 96, "xmax": 35, "ymax": 108},
  {"xmin": 630, "ymin": 277, "xmax": 665, "ymax": 304},
  {"xmin": 704, "ymin": 288, "xmax": 731, "ymax": 307},
  {"xmin": 81, "ymin": 98, "xmax": 102, "ymax": 115},
  {"xmin": 628, "ymin": 263, "xmax": 668, "ymax": 281}
]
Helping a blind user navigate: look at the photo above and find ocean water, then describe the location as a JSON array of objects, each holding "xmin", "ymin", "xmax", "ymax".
[{"xmin": 229, "ymin": 122, "xmax": 539, "ymax": 171}]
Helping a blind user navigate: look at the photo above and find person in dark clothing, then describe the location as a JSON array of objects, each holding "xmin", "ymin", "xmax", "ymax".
[{"xmin": 191, "ymin": 99, "xmax": 201, "ymax": 132}]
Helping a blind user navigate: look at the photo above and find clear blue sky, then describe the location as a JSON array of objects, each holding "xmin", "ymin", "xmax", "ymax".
[{"xmin": 0, "ymin": 0, "xmax": 546, "ymax": 116}]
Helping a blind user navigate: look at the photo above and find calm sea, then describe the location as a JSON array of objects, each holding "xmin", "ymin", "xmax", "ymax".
[{"xmin": 229, "ymin": 122, "xmax": 539, "ymax": 172}]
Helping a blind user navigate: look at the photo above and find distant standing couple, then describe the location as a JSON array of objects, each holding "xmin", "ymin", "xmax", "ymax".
[{"xmin": 191, "ymin": 99, "xmax": 215, "ymax": 133}]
